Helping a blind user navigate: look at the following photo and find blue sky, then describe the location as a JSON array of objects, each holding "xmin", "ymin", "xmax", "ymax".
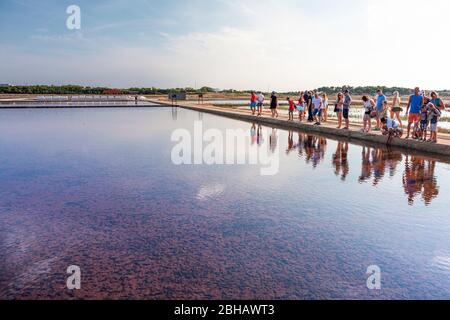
[{"xmin": 1, "ymin": 0, "xmax": 449, "ymax": 90}]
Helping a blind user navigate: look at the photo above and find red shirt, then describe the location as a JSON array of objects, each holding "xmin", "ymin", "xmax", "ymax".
[
  {"xmin": 289, "ymin": 100, "xmax": 295, "ymax": 111},
  {"xmin": 251, "ymin": 93, "xmax": 257, "ymax": 103}
]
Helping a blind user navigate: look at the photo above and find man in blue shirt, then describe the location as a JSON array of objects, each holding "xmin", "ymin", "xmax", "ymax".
[
  {"xmin": 375, "ymin": 89, "xmax": 386, "ymax": 131},
  {"xmin": 406, "ymin": 87, "xmax": 424, "ymax": 139}
]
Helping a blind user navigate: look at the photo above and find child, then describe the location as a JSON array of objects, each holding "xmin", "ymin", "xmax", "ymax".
[
  {"xmin": 427, "ymin": 102, "xmax": 441, "ymax": 143},
  {"xmin": 287, "ymin": 97, "xmax": 295, "ymax": 121},
  {"xmin": 297, "ymin": 93, "xmax": 305, "ymax": 122},
  {"xmin": 418, "ymin": 104, "xmax": 429, "ymax": 141},
  {"xmin": 250, "ymin": 91, "xmax": 257, "ymax": 116}
]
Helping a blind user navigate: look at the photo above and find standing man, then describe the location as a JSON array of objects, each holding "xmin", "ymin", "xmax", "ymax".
[
  {"xmin": 304, "ymin": 91, "xmax": 313, "ymax": 122},
  {"xmin": 256, "ymin": 91, "xmax": 265, "ymax": 116},
  {"xmin": 406, "ymin": 87, "xmax": 424, "ymax": 139},
  {"xmin": 375, "ymin": 89, "xmax": 386, "ymax": 131},
  {"xmin": 312, "ymin": 92, "xmax": 323, "ymax": 125},
  {"xmin": 343, "ymin": 89, "xmax": 352, "ymax": 130}
]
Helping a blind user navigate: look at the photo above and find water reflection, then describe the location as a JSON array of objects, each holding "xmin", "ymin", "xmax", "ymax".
[
  {"xmin": 332, "ymin": 141, "xmax": 349, "ymax": 181},
  {"xmin": 358, "ymin": 146, "xmax": 403, "ymax": 186},
  {"xmin": 403, "ymin": 155, "xmax": 439, "ymax": 205},
  {"xmin": 250, "ymin": 124, "xmax": 443, "ymax": 206}
]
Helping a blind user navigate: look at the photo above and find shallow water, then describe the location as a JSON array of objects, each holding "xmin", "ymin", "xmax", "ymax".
[{"xmin": 1, "ymin": 106, "xmax": 450, "ymax": 300}]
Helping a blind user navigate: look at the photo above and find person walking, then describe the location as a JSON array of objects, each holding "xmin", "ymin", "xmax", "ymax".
[
  {"xmin": 257, "ymin": 91, "xmax": 265, "ymax": 116},
  {"xmin": 270, "ymin": 91, "xmax": 279, "ymax": 118},
  {"xmin": 406, "ymin": 87, "xmax": 424, "ymax": 139},
  {"xmin": 335, "ymin": 92, "xmax": 344, "ymax": 128},
  {"xmin": 390, "ymin": 91, "xmax": 403, "ymax": 127},
  {"xmin": 250, "ymin": 91, "xmax": 258, "ymax": 116}
]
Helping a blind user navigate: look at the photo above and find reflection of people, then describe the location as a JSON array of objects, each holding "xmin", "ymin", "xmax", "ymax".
[
  {"xmin": 332, "ymin": 141, "xmax": 349, "ymax": 181},
  {"xmin": 286, "ymin": 130, "xmax": 295, "ymax": 154},
  {"xmin": 250, "ymin": 123, "xmax": 257, "ymax": 145},
  {"xmin": 403, "ymin": 155, "xmax": 439, "ymax": 205},
  {"xmin": 257, "ymin": 124, "xmax": 264, "ymax": 146},
  {"xmin": 269, "ymin": 128, "xmax": 278, "ymax": 153},
  {"xmin": 358, "ymin": 146, "xmax": 403, "ymax": 186}
]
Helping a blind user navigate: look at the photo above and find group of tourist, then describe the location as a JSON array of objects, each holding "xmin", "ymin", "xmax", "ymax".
[{"xmin": 249, "ymin": 87, "xmax": 445, "ymax": 143}]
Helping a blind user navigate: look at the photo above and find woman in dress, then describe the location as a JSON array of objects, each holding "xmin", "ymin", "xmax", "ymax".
[
  {"xmin": 321, "ymin": 93, "xmax": 329, "ymax": 122},
  {"xmin": 297, "ymin": 91, "xmax": 305, "ymax": 121}
]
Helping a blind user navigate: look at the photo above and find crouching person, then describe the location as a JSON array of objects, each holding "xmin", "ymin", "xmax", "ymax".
[{"xmin": 381, "ymin": 117, "xmax": 403, "ymax": 143}]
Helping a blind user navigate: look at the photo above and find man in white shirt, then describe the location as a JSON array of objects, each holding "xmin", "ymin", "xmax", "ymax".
[
  {"xmin": 257, "ymin": 92, "xmax": 265, "ymax": 116},
  {"xmin": 312, "ymin": 92, "xmax": 323, "ymax": 125},
  {"xmin": 381, "ymin": 116, "xmax": 403, "ymax": 143}
]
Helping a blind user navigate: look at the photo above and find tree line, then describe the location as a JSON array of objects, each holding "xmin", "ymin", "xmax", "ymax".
[
  {"xmin": 2, "ymin": 85, "xmax": 449, "ymax": 96},
  {"xmin": 0, "ymin": 85, "xmax": 218, "ymax": 95}
]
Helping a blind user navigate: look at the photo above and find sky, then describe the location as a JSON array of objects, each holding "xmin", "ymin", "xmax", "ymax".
[{"xmin": 1, "ymin": 0, "xmax": 450, "ymax": 91}]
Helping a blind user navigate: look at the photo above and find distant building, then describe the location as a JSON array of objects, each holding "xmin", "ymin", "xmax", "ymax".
[{"xmin": 0, "ymin": 84, "xmax": 13, "ymax": 87}]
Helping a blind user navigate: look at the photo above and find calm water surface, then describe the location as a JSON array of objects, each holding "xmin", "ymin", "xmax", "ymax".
[{"xmin": 1, "ymin": 107, "xmax": 450, "ymax": 300}]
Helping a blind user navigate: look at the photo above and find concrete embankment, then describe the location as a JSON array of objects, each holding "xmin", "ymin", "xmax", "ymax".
[{"xmin": 155, "ymin": 101, "xmax": 450, "ymax": 158}]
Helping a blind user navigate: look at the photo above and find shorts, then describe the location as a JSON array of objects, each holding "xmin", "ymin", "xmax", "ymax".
[
  {"xmin": 408, "ymin": 113, "xmax": 420, "ymax": 123},
  {"xmin": 429, "ymin": 122, "xmax": 438, "ymax": 132},
  {"xmin": 420, "ymin": 120, "xmax": 428, "ymax": 131},
  {"xmin": 250, "ymin": 102, "xmax": 257, "ymax": 108},
  {"xmin": 257, "ymin": 102, "xmax": 263, "ymax": 107},
  {"xmin": 313, "ymin": 109, "xmax": 322, "ymax": 117},
  {"xmin": 297, "ymin": 105, "xmax": 305, "ymax": 112},
  {"xmin": 376, "ymin": 109, "xmax": 384, "ymax": 120},
  {"xmin": 343, "ymin": 109, "xmax": 349, "ymax": 119},
  {"xmin": 363, "ymin": 113, "xmax": 371, "ymax": 121}
]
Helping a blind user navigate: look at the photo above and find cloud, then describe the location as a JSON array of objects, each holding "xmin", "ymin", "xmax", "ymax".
[{"xmin": 3, "ymin": 0, "xmax": 450, "ymax": 90}]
